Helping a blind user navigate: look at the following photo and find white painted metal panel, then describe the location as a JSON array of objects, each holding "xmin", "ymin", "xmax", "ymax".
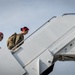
[
  {"xmin": 48, "ymin": 27, "xmax": 75, "ymax": 54},
  {"xmin": 0, "ymin": 48, "xmax": 25, "ymax": 75},
  {"xmin": 56, "ymin": 37, "xmax": 75, "ymax": 55},
  {"xmin": 24, "ymin": 50, "xmax": 53, "ymax": 75}
]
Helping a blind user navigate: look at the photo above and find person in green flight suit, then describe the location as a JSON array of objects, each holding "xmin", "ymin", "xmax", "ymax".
[{"xmin": 7, "ymin": 26, "xmax": 29, "ymax": 50}]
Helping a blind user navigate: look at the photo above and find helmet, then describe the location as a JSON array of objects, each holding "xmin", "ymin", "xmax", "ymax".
[{"xmin": 21, "ymin": 26, "xmax": 29, "ymax": 31}]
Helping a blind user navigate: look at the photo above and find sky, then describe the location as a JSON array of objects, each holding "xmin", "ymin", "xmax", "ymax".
[{"xmin": 0, "ymin": 0, "xmax": 75, "ymax": 75}]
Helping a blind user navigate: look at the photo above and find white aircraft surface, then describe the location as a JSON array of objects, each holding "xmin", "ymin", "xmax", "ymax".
[{"xmin": 0, "ymin": 13, "xmax": 75, "ymax": 75}]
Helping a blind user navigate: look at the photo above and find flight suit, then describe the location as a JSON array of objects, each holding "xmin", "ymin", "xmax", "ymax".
[{"xmin": 7, "ymin": 33, "xmax": 24, "ymax": 50}]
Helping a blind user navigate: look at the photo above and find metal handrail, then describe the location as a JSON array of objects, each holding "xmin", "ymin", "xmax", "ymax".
[
  {"xmin": 11, "ymin": 16, "xmax": 56, "ymax": 52},
  {"xmin": 62, "ymin": 13, "xmax": 75, "ymax": 16}
]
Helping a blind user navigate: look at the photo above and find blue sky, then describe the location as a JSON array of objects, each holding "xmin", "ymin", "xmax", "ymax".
[
  {"xmin": 0, "ymin": 0, "xmax": 75, "ymax": 46},
  {"xmin": 0, "ymin": 0, "xmax": 75, "ymax": 75}
]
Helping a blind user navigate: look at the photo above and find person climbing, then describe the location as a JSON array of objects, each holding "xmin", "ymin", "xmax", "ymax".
[{"xmin": 7, "ymin": 26, "xmax": 29, "ymax": 50}]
